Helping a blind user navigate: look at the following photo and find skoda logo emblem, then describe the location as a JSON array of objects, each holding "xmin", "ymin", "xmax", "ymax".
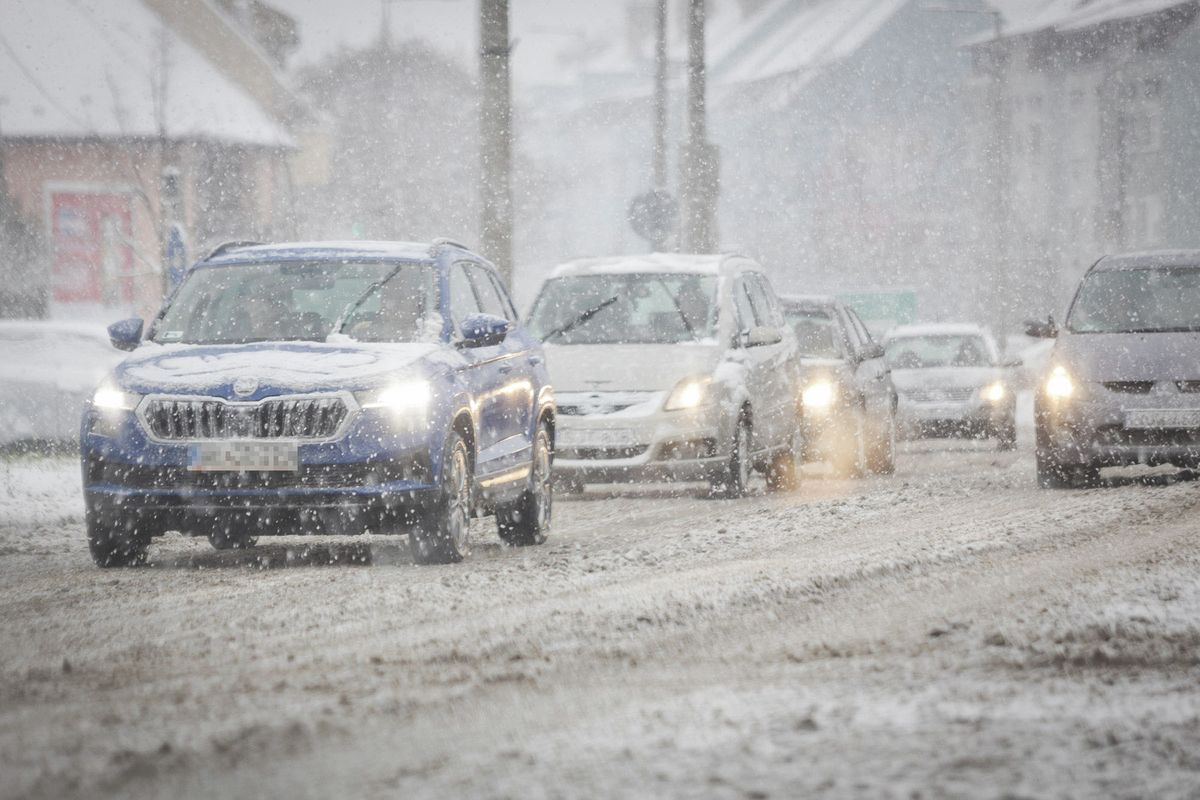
[{"xmin": 233, "ymin": 377, "xmax": 259, "ymax": 397}]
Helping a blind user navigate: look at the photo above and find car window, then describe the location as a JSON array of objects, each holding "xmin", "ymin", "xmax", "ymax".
[
  {"xmin": 733, "ymin": 277, "xmax": 760, "ymax": 332},
  {"xmin": 483, "ymin": 269, "xmax": 520, "ymax": 321},
  {"xmin": 885, "ymin": 335, "xmax": 991, "ymax": 369},
  {"xmin": 449, "ymin": 262, "xmax": 481, "ymax": 326},
  {"xmin": 467, "ymin": 264, "xmax": 510, "ymax": 320},
  {"xmin": 1068, "ymin": 265, "xmax": 1200, "ymax": 334},
  {"xmin": 846, "ymin": 308, "xmax": 875, "ymax": 349},
  {"xmin": 747, "ymin": 274, "xmax": 783, "ymax": 327},
  {"xmin": 784, "ymin": 308, "xmax": 844, "ymax": 358}
]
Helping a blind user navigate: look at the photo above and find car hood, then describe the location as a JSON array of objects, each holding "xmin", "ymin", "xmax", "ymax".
[
  {"xmin": 114, "ymin": 341, "xmax": 442, "ymax": 399},
  {"xmin": 890, "ymin": 366, "xmax": 999, "ymax": 392},
  {"xmin": 544, "ymin": 343, "xmax": 721, "ymax": 392},
  {"xmin": 1053, "ymin": 331, "xmax": 1200, "ymax": 381}
]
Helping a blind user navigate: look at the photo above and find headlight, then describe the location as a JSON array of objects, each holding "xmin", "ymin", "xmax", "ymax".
[
  {"xmin": 1044, "ymin": 367, "xmax": 1074, "ymax": 399},
  {"xmin": 802, "ymin": 380, "xmax": 837, "ymax": 410},
  {"xmin": 664, "ymin": 376, "xmax": 711, "ymax": 411},
  {"xmin": 982, "ymin": 381, "xmax": 1006, "ymax": 403},
  {"xmin": 92, "ymin": 383, "xmax": 141, "ymax": 411},
  {"xmin": 358, "ymin": 380, "xmax": 432, "ymax": 415}
]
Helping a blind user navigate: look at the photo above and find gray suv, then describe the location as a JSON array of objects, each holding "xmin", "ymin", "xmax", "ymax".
[{"xmin": 1029, "ymin": 250, "xmax": 1200, "ymax": 488}]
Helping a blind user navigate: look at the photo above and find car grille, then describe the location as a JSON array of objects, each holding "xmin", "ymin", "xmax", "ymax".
[
  {"xmin": 903, "ymin": 387, "xmax": 974, "ymax": 403},
  {"xmin": 1096, "ymin": 426, "xmax": 1200, "ymax": 449},
  {"xmin": 144, "ymin": 396, "xmax": 348, "ymax": 440},
  {"xmin": 558, "ymin": 445, "xmax": 650, "ymax": 460},
  {"xmin": 557, "ymin": 402, "xmax": 640, "ymax": 416},
  {"xmin": 1177, "ymin": 381, "xmax": 1200, "ymax": 394},
  {"xmin": 85, "ymin": 453, "xmax": 430, "ymax": 490},
  {"xmin": 1104, "ymin": 381, "xmax": 1154, "ymax": 394}
]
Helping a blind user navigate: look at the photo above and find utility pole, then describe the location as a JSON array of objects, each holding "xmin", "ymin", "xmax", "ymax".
[
  {"xmin": 479, "ymin": 0, "xmax": 513, "ymax": 285},
  {"xmin": 680, "ymin": 0, "xmax": 718, "ymax": 253},
  {"xmin": 652, "ymin": 0, "xmax": 668, "ymax": 192}
]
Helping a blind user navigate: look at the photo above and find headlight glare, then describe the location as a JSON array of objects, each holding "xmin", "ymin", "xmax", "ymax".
[
  {"xmin": 359, "ymin": 380, "xmax": 432, "ymax": 414},
  {"xmin": 802, "ymin": 380, "xmax": 837, "ymax": 410},
  {"xmin": 92, "ymin": 383, "xmax": 141, "ymax": 411},
  {"xmin": 982, "ymin": 381, "xmax": 1006, "ymax": 403},
  {"xmin": 1044, "ymin": 367, "xmax": 1074, "ymax": 399},
  {"xmin": 665, "ymin": 376, "xmax": 711, "ymax": 411}
]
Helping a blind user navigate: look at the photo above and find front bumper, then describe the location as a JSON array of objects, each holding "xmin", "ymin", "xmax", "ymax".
[
  {"xmin": 80, "ymin": 405, "xmax": 440, "ymax": 532},
  {"xmin": 896, "ymin": 395, "xmax": 1012, "ymax": 436},
  {"xmin": 1038, "ymin": 389, "xmax": 1200, "ymax": 468},
  {"xmin": 553, "ymin": 393, "xmax": 728, "ymax": 483}
]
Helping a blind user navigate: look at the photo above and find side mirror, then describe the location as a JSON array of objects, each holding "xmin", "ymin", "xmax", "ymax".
[
  {"xmin": 744, "ymin": 326, "xmax": 783, "ymax": 347},
  {"xmin": 1024, "ymin": 316, "xmax": 1058, "ymax": 339},
  {"xmin": 459, "ymin": 313, "xmax": 509, "ymax": 348},
  {"xmin": 859, "ymin": 342, "xmax": 886, "ymax": 361},
  {"xmin": 107, "ymin": 318, "xmax": 144, "ymax": 351},
  {"xmin": 1002, "ymin": 356, "xmax": 1024, "ymax": 368}
]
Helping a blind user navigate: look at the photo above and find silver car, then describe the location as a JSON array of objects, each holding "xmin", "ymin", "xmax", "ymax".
[
  {"xmin": 883, "ymin": 324, "xmax": 1019, "ymax": 450},
  {"xmin": 1029, "ymin": 250, "xmax": 1200, "ymax": 488}
]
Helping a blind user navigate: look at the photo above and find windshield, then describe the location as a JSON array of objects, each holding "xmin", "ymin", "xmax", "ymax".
[
  {"xmin": 527, "ymin": 273, "xmax": 718, "ymax": 345},
  {"xmin": 885, "ymin": 334, "xmax": 991, "ymax": 369},
  {"xmin": 153, "ymin": 261, "xmax": 439, "ymax": 345},
  {"xmin": 1068, "ymin": 266, "xmax": 1200, "ymax": 334},
  {"xmin": 784, "ymin": 308, "xmax": 843, "ymax": 358}
]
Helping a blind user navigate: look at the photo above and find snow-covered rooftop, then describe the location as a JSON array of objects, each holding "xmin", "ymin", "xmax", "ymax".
[
  {"xmin": 886, "ymin": 322, "xmax": 993, "ymax": 340},
  {"xmin": 0, "ymin": 0, "xmax": 292, "ymax": 146},
  {"xmin": 202, "ymin": 240, "xmax": 442, "ymax": 265},
  {"xmin": 988, "ymin": 0, "xmax": 1193, "ymax": 38},
  {"xmin": 550, "ymin": 253, "xmax": 740, "ymax": 278}
]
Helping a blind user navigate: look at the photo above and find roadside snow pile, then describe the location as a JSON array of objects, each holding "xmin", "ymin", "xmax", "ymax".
[{"xmin": 0, "ymin": 457, "xmax": 82, "ymax": 556}]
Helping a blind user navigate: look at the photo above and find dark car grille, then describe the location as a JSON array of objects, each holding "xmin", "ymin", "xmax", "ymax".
[
  {"xmin": 144, "ymin": 396, "xmax": 348, "ymax": 440},
  {"xmin": 1096, "ymin": 426, "xmax": 1200, "ymax": 449},
  {"xmin": 903, "ymin": 387, "xmax": 974, "ymax": 403},
  {"xmin": 557, "ymin": 403, "xmax": 639, "ymax": 417},
  {"xmin": 86, "ymin": 453, "xmax": 430, "ymax": 490},
  {"xmin": 558, "ymin": 445, "xmax": 650, "ymax": 460},
  {"xmin": 1103, "ymin": 381, "xmax": 1154, "ymax": 394},
  {"xmin": 1177, "ymin": 381, "xmax": 1200, "ymax": 394}
]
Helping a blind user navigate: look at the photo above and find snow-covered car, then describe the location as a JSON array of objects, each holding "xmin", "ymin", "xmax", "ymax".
[
  {"xmin": 781, "ymin": 295, "xmax": 897, "ymax": 476},
  {"xmin": 0, "ymin": 320, "xmax": 125, "ymax": 448},
  {"xmin": 81, "ymin": 240, "xmax": 555, "ymax": 567},
  {"xmin": 1030, "ymin": 250, "xmax": 1200, "ymax": 488},
  {"xmin": 526, "ymin": 253, "xmax": 801, "ymax": 495},
  {"xmin": 884, "ymin": 323, "xmax": 1018, "ymax": 449}
]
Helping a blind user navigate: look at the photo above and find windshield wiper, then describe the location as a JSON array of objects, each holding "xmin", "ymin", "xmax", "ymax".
[
  {"xmin": 655, "ymin": 278, "xmax": 698, "ymax": 341},
  {"xmin": 542, "ymin": 296, "xmax": 619, "ymax": 341},
  {"xmin": 333, "ymin": 264, "xmax": 407, "ymax": 336}
]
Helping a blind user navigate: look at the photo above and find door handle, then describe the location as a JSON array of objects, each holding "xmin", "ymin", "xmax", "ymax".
[
  {"xmin": 528, "ymin": 355, "xmax": 544, "ymax": 366},
  {"xmin": 498, "ymin": 363, "xmax": 514, "ymax": 374}
]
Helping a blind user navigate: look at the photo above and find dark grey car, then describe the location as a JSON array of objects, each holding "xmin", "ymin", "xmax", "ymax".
[
  {"xmin": 781, "ymin": 295, "xmax": 897, "ymax": 477},
  {"xmin": 1029, "ymin": 250, "xmax": 1200, "ymax": 488}
]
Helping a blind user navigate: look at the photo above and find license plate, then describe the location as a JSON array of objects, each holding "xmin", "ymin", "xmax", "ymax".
[
  {"xmin": 557, "ymin": 428, "xmax": 640, "ymax": 448},
  {"xmin": 1124, "ymin": 409, "xmax": 1200, "ymax": 430},
  {"xmin": 188, "ymin": 441, "xmax": 299, "ymax": 472}
]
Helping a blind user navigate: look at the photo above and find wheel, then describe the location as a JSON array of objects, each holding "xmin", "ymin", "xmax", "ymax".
[
  {"xmin": 206, "ymin": 520, "xmax": 257, "ymax": 551},
  {"xmin": 411, "ymin": 431, "xmax": 472, "ymax": 564},
  {"xmin": 710, "ymin": 415, "xmax": 752, "ymax": 498},
  {"xmin": 992, "ymin": 416, "xmax": 1017, "ymax": 451},
  {"xmin": 765, "ymin": 419, "xmax": 800, "ymax": 493},
  {"xmin": 497, "ymin": 424, "xmax": 553, "ymax": 546},
  {"xmin": 87, "ymin": 501, "xmax": 150, "ymax": 567},
  {"xmin": 867, "ymin": 412, "xmax": 897, "ymax": 475},
  {"xmin": 1036, "ymin": 448, "xmax": 1100, "ymax": 489},
  {"xmin": 830, "ymin": 408, "xmax": 867, "ymax": 478}
]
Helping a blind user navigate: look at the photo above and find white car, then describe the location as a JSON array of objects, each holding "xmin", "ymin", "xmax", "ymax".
[
  {"xmin": 0, "ymin": 320, "xmax": 125, "ymax": 447},
  {"xmin": 526, "ymin": 253, "xmax": 801, "ymax": 495},
  {"xmin": 884, "ymin": 323, "xmax": 1019, "ymax": 449}
]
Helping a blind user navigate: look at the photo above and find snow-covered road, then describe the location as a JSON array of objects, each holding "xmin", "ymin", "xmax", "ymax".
[{"xmin": 2, "ymin": 440, "xmax": 1199, "ymax": 799}]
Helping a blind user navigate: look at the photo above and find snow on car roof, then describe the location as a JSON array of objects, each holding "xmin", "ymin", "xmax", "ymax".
[
  {"xmin": 779, "ymin": 293, "xmax": 838, "ymax": 308},
  {"xmin": 549, "ymin": 253, "xmax": 744, "ymax": 278},
  {"xmin": 201, "ymin": 241, "xmax": 442, "ymax": 266},
  {"xmin": 1093, "ymin": 250, "xmax": 1200, "ymax": 271},
  {"xmin": 885, "ymin": 323, "xmax": 992, "ymax": 341}
]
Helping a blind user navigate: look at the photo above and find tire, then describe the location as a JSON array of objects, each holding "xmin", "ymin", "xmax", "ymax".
[
  {"xmin": 87, "ymin": 502, "xmax": 150, "ymax": 567},
  {"xmin": 867, "ymin": 412, "xmax": 897, "ymax": 475},
  {"xmin": 1036, "ymin": 448, "xmax": 1100, "ymax": 489},
  {"xmin": 711, "ymin": 415, "xmax": 752, "ymax": 498},
  {"xmin": 993, "ymin": 416, "xmax": 1017, "ymax": 452},
  {"xmin": 410, "ymin": 431, "xmax": 472, "ymax": 564},
  {"xmin": 830, "ymin": 409, "xmax": 867, "ymax": 479},
  {"xmin": 497, "ymin": 424, "xmax": 553, "ymax": 546}
]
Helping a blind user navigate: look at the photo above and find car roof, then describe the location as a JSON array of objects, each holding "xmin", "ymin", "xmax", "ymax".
[
  {"xmin": 548, "ymin": 252, "xmax": 754, "ymax": 279},
  {"xmin": 200, "ymin": 240, "xmax": 452, "ymax": 267},
  {"xmin": 779, "ymin": 293, "xmax": 838, "ymax": 309},
  {"xmin": 1092, "ymin": 250, "xmax": 1200, "ymax": 271},
  {"xmin": 886, "ymin": 323, "xmax": 991, "ymax": 340}
]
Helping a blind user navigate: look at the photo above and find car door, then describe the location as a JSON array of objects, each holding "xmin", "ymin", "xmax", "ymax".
[
  {"xmin": 731, "ymin": 273, "xmax": 777, "ymax": 453},
  {"xmin": 465, "ymin": 263, "xmax": 535, "ymax": 475},
  {"xmin": 745, "ymin": 273, "xmax": 796, "ymax": 451},
  {"xmin": 448, "ymin": 261, "xmax": 510, "ymax": 477},
  {"xmin": 843, "ymin": 306, "xmax": 893, "ymax": 432}
]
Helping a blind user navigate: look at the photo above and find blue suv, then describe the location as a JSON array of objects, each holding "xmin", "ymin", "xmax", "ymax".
[{"xmin": 81, "ymin": 240, "xmax": 555, "ymax": 566}]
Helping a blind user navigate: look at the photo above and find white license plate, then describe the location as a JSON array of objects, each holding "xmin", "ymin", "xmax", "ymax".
[
  {"xmin": 1125, "ymin": 409, "xmax": 1200, "ymax": 430},
  {"xmin": 188, "ymin": 441, "xmax": 299, "ymax": 472},
  {"xmin": 557, "ymin": 428, "xmax": 640, "ymax": 448}
]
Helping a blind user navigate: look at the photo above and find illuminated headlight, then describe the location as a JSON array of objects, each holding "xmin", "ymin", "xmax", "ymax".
[
  {"xmin": 802, "ymin": 380, "xmax": 837, "ymax": 410},
  {"xmin": 982, "ymin": 381, "xmax": 1006, "ymax": 403},
  {"xmin": 1044, "ymin": 367, "xmax": 1074, "ymax": 400},
  {"xmin": 92, "ymin": 383, "xmax": 141, "ymax": 411},
  {"xmin": 357, "ymin": 380, "xmax": 432, "ymax": 415},
  {"xmin": 664, "ymin": 376, "xmax": 711, "ymax": 411}
]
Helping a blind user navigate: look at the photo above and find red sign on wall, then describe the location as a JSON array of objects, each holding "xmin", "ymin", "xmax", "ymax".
[{"xmin": 51, "ymin": 191, "xmax": 134, "ymax": 304}]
